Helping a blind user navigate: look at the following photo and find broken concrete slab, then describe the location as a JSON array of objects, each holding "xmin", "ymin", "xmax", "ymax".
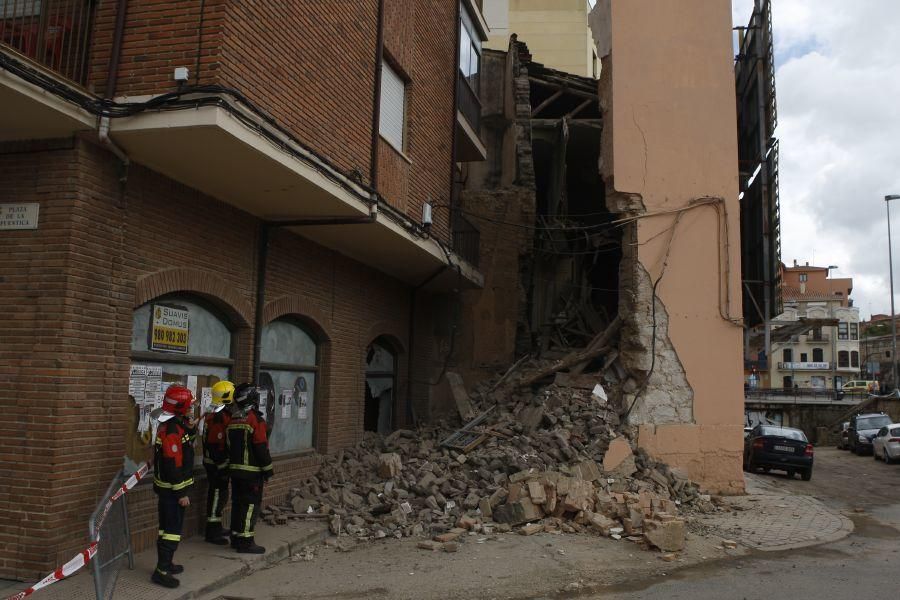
[
  {"xmin": 602, "ymin": 437, "xmax": 634, "ymax": 473},
  {"xmin": 644, "ymin": 516, "xmax": 686, "ymax": 552}
]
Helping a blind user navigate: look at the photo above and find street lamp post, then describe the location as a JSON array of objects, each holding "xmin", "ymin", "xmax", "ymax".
[{"xmin": 885, "ymin": 195, "xmax": 900, "ymax": 390}]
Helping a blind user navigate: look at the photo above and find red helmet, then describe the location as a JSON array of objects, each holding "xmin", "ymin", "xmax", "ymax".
[{"xmin": 162, "ymin": 384, "xmax": 194, "ymax": 416}]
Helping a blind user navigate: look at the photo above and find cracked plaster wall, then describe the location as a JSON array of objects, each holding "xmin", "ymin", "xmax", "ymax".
[{"xmin": 591, "ymin": 0, "xmax": 745, "ymax": 493}]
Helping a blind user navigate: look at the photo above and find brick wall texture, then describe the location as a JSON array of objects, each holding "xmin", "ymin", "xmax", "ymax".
[
  {"xmin": 0, "ymin": 0, "xmax": 465, "ymax": 579},
  {"xmin": 88, "ymin": 0, "xmax": 454, "ymax": 241}
]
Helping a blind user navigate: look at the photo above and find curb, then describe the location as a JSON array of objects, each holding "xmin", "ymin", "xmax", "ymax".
[{"xmin": 174, "ymin": 525, "xmax": 329, "ymax": 600}]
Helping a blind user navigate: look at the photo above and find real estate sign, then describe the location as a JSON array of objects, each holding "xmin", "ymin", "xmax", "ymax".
[{"xmin": 150, "ymin": 304, "xmax": 190, "ymax": 353}]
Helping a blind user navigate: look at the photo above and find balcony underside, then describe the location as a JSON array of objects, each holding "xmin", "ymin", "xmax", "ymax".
[
  {"xmin": 455, "ymin": 111, "xmax": 487, "ymax": 162},
  {"xmin": 109, "ymin": 103, "xmax": 482, "ymax": 290},
  {"xmin": 0, "ymin": 61, "xmax": 94, "ymax": 141}
]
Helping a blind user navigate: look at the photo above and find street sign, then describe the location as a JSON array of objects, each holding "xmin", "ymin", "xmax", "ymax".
[{"xmin": 0, "ymin": 203, "xmax": 39, "ymax": 230}]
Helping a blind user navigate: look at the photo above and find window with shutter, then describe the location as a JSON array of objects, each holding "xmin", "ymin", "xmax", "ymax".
[{"xmin": 379, "ymin": 62, "xmax": 406, "ymax": 151}]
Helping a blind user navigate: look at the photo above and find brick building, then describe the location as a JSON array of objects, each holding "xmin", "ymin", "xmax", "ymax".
[{"xmin": 0, "ymin": 0, "xmax": 488, "ymax": 579}]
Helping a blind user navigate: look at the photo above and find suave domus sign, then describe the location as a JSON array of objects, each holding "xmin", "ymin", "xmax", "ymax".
[{"xmin": 150, "ymin": 304, "xmax": 190, "ymax": 353}]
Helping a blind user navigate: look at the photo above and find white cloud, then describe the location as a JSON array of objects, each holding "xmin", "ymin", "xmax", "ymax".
[{"xmin": 732, "ymin": 0, "xmax": 900, "ymax": 318}]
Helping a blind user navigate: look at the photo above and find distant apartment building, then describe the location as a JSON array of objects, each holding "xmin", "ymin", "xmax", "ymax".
[
  {"xmin": 483, "ymin": 0, "xmax": 598, "ymax": 77},
  {"xmin": 766, "ymin": 262, "xmax": 860, "ymax": 390}
]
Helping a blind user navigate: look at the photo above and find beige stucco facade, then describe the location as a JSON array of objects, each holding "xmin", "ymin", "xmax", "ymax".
[
  {"xmin": 591, "ymin": 0, "xmax": 745, "ymax": 493},
  {"xmin": 484, "ymin": 0, "xmax": 597, "ymax": 77}
]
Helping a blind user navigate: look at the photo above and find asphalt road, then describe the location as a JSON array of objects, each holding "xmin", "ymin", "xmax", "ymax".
[
  {"xmin": 591, "ymin": 447, "xmax": 900, "ymax": 600},
  {"xmin": 200, "ymin": 447, "xmax": 898, "ymax": 600}
]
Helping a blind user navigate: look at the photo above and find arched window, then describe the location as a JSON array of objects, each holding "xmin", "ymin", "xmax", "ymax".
[
  {"xmin": 365, "ymin": 339, "xmax": 397, "ymax": 435},
  {"xmin": 812, "ymin": 348, "xmax": 824, "ymax": 362},
  {"xmin": 259, "ymin": 318, "xmax": 319, "ymax": 454},
  {"xmin": 851, "ymin": 351, "xmax": 859, "ymax": 368},
  {"xmin": 838, "ymin": 351, "xmax": 850, "ymax": 368},
  {"xmin": 129, "ymin": 296, "xmax": 234, "ymax": 467}
]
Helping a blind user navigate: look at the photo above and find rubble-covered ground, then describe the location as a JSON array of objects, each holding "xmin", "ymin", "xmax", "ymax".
[{"xmin": 263, "ymin": 364, "xmax": 729, "ymax": 558}]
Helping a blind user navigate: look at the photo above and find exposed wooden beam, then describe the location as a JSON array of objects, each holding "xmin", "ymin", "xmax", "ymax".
[
  {"xmin": 529, "ymin": 77, "xmax": 599, "ymax": 102},
  {"xmin": 531, "ymin": 89, "xmax": 564, "ymax": 117},
  {"xmin": 565, "ymin": 98, "xmax": 593, "ymax": 119}
]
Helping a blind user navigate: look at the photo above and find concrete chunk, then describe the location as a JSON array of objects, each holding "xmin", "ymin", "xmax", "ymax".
[
  {"xmin": 377, "ymin": 453, "xmax": 403, "ymax": 479},
  {"xmin": 493, "ymin": 498, "xmax": 544, "ymax": 526},
  {"xmin": 644, "ymin": 517, "xmax": 686, "ymax": 552},
  {"xmin": 561, "ymin": 478, "xmax": 594, "ymax": 513},
  {"xmin": 518, "ymin": 523, "xmax": 544, "ymax": 536},
  {"xmin": 528, "ymin": 480, "xmax": 547, "ymax": 505},
  {"xmin": 602, "ymin": 437, "xmax": 635, "ymax": 474},
  {"xmin": 573, "ymin": 459, "xmax": 602, "ymax": 482},
  {"xmin": 418, "ymin": 540, "xmax": 443, "ymax": 551}
]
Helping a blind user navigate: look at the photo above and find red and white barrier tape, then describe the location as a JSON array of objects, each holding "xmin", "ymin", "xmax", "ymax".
[
  {"xmin": 94, "ymin": 462, "xmax": 149, "ymax": 539},
  {"xmin": 5, "ymin": 463, "xmax": 149, "ymax": 600}
]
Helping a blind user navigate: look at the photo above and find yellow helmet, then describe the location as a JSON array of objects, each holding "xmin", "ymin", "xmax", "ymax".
[{"xmin": 211, "ymin": 381, "xmax": 236, "ymax": 407}]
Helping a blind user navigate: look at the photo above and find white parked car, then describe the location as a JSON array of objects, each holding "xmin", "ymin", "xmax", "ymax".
[{"xmin": 872, "ymin": 424, "xmax": 900, "ymax": 464}]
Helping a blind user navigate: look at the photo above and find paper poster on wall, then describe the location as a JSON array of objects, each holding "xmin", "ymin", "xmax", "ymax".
[
  {"xmin": 258, "ymin": 389, "xmax": 268, "ymax": 414},
  {"xmin": 128, "ymin": 365, "xmax": 148, "ymax": 402},
  {"xmin": 149, "ymin": 303, "xmax": 190, "ymax": 353},
  {"xmin": 143, "ymin": 367, "xmax": 162, "ymax": 409},
  {"xmin": 201, "ymin": 387, "xmax": 213, "ymax": 412},
  {"xmin": 138, "ymin": 405, "xmax": 152, "ymax": 433},
  {"xmin": 186, "ymin": 375, "xmax": 198, "ymax": 397},
  {"xmin": 280, "ymin": 390, "xmax": 293, "ymax": 419},
  {"xmin": 298, "ymin": 391, "xmax": 309, "ymax": 421}
]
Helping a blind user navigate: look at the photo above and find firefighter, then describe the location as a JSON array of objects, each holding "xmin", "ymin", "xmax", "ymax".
[
  {"xmin": 226, "ymin": 383, "xmax": 273, "ymax": 554},
  {"xmin": 202, "ymin": 380, "xmax": 235, "ymax": 545},
  {"xmin": 152, "ymin": 384, "xmax": 196, "ymax": 588}
]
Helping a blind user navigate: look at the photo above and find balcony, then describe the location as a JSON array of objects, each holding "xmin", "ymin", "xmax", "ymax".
[
  {"xmin": 1, "ymin": 0, "xmax": 94, "ymax": 84},
  {"xmin": 452, "ymin": 212, "xmax": 480, "ymax": 268},
  {"xmin": 455, "ymin": 71, "xmax": 486, "ymax": 162},
  {"xmin": 108, "ymin": 95, "xmax": 484, "ymax": 290},
  {"xmin": 0, "ymin": 0, "xmax": 96, "ymax": 141}
]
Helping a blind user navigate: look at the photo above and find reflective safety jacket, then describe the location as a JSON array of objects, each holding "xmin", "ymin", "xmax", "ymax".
[
  {"xmin": 202, "ymin": 409, "xmax": 231, "ymax": 471},
  {"xmin": 154, "ymin": 416, "xmax": 196, "ymax": 497},
  {"xmin": 226, "ymin": 407, "xmax": 273, "ymax": 482}
]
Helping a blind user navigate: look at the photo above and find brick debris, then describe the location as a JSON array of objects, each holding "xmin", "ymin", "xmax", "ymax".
[{"xmin": 262, "ymin": 363, "xmax": 719, "ymax": 555}]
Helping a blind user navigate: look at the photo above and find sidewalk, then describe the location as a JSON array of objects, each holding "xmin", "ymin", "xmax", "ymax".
[
  {"xmin": 695, "ymin": 473, "xmax": 854, "ymax": 551},
  {"xmin": 6, "ymin": 521, "xmax": 327, "ymax": 600}
]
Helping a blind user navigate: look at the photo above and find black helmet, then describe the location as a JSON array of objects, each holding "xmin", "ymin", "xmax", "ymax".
[{"xmin": 233, "ymin": 383, "xmax": 260, "ymax": 410}]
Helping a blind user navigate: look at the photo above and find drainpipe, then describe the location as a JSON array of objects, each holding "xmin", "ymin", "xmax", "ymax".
[
  {"xmin": 100, "ymin": 0, "xmax": 130, "ymax": 179},
  {"xmin": 369, "ymin": 0, "xmax": 386, "ymax": 191},
  {"xmin": 252, "ymin": 222, "xmax": 270, "ymax": 386},
  {"xmin": 447, "ymin": 0, "xmax": 462, "ymax": 227},
  {"xmin": 251, "ymin": 206, "xmax": 379, "ymax": 384}
]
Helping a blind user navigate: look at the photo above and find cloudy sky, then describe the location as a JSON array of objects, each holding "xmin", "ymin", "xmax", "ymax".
[{"xmin": 731, "ymin": 0, "xmax": 900, "ymax": 319}]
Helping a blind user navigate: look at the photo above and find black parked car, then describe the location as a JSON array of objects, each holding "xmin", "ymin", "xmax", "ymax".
[
  {"xmin": 743, "ymin": 425, "xmax": 814, "ymax": 481},
  {"xmin": 848, "ymin": 412, "xmax": 893, "ymax": 455}
]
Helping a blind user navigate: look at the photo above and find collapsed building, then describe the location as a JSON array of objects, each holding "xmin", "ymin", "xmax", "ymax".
[{"xmin": 450, "ymin": 0, "xmax": 745, "ymax": 494}]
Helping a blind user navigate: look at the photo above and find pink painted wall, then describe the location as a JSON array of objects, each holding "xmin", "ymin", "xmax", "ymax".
[{"xmin": 596, "ymin": 0, "xmax": 745, "ymax": 492}]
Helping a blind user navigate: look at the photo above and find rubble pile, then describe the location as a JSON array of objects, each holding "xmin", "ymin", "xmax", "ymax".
[{"xmin": 262, "ymin": 363, "xmax": 716, "ymax": 555}]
